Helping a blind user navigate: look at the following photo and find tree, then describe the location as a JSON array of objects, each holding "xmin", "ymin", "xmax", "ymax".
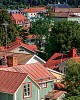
[
  {"xmin": 65, "ymin": 59, "xmax": 80, "ymax": 96},
  {"xmin": 0, "ymin": 9, "xmax": 19, "ymax": 46},
  {"xmin": 30, "ymin": 18, "xmax": 51, "ymax": 35},
  {"xmin": 45, "ymin": 19, "xmax": 80, "ymax": 59},
  {"xmin": 29, "ymin": 18, "xmax": 53, "ymax": 41},
  {"xmin": 65, "ymin": 96, "xmax": 80, "ymax": 100}
]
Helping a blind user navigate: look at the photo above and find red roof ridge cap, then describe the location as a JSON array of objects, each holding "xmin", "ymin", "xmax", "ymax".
[{"xmin": 0, "ymin": 70, "xmax": 27, "ymax": 76}]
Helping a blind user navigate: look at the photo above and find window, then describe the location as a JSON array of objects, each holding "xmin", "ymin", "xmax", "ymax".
[
  {"xmin": 40, "ymin": 83, "xmax": 47, "ymax": 88},
  {"xmin": 23, "ymin": 82, "xmax": 32, "ymax": 98}
]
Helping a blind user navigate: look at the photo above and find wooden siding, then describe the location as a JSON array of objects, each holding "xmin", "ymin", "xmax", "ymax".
[
  {"xmin": 0, "ymin": 77, "xmax": 55, "ymax": 100},
  {"xmin": 40, "ymin": 81, "xmax": 54, "ymax": 99},
  {"xmin": 16, "ymin": 76, "xmax": 39, "ymax": 100}
]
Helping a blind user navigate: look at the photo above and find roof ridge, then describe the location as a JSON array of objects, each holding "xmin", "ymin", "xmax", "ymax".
[{"xmin": 0, "ymin": 70, "xmax": 27, "ymax": 75}]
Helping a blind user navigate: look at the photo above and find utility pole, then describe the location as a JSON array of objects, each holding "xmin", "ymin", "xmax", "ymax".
[
  {"xmin": 2, "ymin": 21, "xmax": 9, "ymax": 64},
  {"xmin": 66, "ymin": 0, "xmax": 67, "ymax": 4}
]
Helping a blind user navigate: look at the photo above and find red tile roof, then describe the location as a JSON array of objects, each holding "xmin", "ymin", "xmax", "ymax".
[
  {"xmin": 22, "ymin": 7, "xmax": 46, "ymax": 13},
  {"xmin": 11, "ymin": 13, "xmax": 28, "ymax": 20},
  {"xmin": 46, "ymin": 90, "xmax": 66, "ymax": 99},
  {"xmin": 0, "ymin": 70, "xmax": 27, "ymax": 94},
  {"xmin": 0, "ymin": 62, "xmax": 56, "ymax": 83},
  {"xmin": 44, "ymin": 53, "xmax": 69, "ymax": 69},
  {"xmin": 7, "ymin": 37, "xmax": 37, "ymax": 52}
]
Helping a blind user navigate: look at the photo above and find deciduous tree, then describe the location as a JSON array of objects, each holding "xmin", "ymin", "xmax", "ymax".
[{"xmin": 45, "ymin": 20, "xmax": 80, "ymax": 59}]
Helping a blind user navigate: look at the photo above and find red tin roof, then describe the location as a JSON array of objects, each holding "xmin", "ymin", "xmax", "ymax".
[
  {"xmin": 0, "ymin": 62, "xmax": 56, "ymax": 83},
  {"xmin": 46, "ymin": 90, "xmax": 67, "ymax": 99},
  {"xmin": 0, "ymin": 70, "xmax": 27, "ymax": 94},
  {"xmin": 44, "ymin": 48, "xmax": 80, "ymax": 70},
  {"xmin": 22, "ymin": 7, "xmax": 46, "ymax": 13},
  {"xmin": 0, "ymin": 51, "xmax": 33, "ymax": 65},
  {"xmin": 44, "ymin": 53, "xmax": 69, "ymax": 69}
]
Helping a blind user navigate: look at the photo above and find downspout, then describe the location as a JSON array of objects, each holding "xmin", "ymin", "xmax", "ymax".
[{"xmin": 38, "ymin": 89, "xmax": 40, "ymax": 100}]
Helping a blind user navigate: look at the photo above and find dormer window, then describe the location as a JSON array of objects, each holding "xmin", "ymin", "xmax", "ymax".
[
  {"xmin": 23, "ymin": 82, "xmax": 32, "ymax": 98},
  {"xmin": 40, "ymin": 82, "xmax": 47, "ymax": 88}
]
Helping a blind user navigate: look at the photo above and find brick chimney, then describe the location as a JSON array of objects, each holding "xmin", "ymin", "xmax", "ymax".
[
  {"xmin": 7, "ymin": 54, "xmax": 18, "ymax": 67},
  {"xmin": 69, "ymin": 48, "xmax": 77, "ymax": 57},
  {"xmin": 16, "ymin": 37, "xmax": 22, "ymax": 44}
]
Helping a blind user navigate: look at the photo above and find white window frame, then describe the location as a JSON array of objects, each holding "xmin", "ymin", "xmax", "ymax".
[{"xmin": 40, "ymin": 82, "xmax": 47, "ymax": 88}]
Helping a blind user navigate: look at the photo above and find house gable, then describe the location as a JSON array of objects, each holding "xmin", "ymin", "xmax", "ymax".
[
  {"xmin": 26, "ymin": 55, "xmax": 46, "ymax": 64},
  {"xmin": 15, "ymin": 76, "xmax": 40, "ymax": 100},
  {"xmin": 11, "ymin": 46, "xmax": 34, "ymax": 54}
]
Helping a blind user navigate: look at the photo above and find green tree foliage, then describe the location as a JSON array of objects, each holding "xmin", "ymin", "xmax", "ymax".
[
  {"xmin": 30, "ymin": 18, "xmax": 52, "ymax": 39},
  {"xmin": 0, "ymin": 0, "xmax": 80, "ymax": 8},
  {"xmin": 65, "ymin": 96, "xmax": 80, "ymax": 100},
  {"xmin": 45, "ymin": 20, "xmax": 80, "ymax": 59},
  {"xmin": 0, "ymin": 9, "xmax": 19, "ymax": 46},
  {"xmin": 65, "ymin": 59, "xmax": 80, "ymax": 96}
]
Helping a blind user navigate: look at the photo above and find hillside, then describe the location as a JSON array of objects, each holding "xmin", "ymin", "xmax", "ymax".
[{"xmin": 0, "ymin": 0, "xmax": 80, "ymax": 9}]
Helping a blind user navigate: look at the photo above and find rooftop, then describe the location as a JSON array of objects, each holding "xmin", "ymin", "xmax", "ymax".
[
  {"xmin": 44, "ymin": 48, "xmax": 80, "ymax": 69},
  {"xmin": 46, "ymin": 90, "xmax": 66, "ymax": 99},
  {"xmin": 11, "ymin": 13, "xmax": 28, "ymax": 20},
  {"xmin": 47, "ymin": 4, "xmax": 71, "ymax": 8},
  {"xmin": 22, "ymin": 7, "xmax": 46, "ymax": 13},
  {"xmin": 0, "ymin": 51, "xmax": 33, "ymax": 65},
  {"xmin": 0, "ymin": 62, "xmax": 56, "ymax": 83},
  {"xmin": 0, "ymin": 37, "xmax": 38, "ymax": 53},
  {"xmin": 0, "ymin": 70, "xmax": 27, "ymax": 94}
]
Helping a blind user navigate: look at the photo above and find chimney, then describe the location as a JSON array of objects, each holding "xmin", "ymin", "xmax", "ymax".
[
  {"xmin": 16, "ymin": 37, "xmax": 22, "ymax": 44},
  {"xmin": 69, "ymin": 48, "xmax": 77, "ymax": 57},
  {"xmin": 7, "ymin": 54, "xmax": 18, "ymax": 67}
]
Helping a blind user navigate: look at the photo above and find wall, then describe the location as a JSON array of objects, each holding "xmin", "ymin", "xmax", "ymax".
[
  {"xmin": 68, "ymin": 17, "xmax": 80, "ymax": 23},
  {"xmin": 0, "ymin": 92, "xmax": 13, "ymax": 100},
  {"xmin": 11, "ymin": 46, "xmax": 34, "ymax": 54},
  {"xmin": 15, "ymin": 76, "xmax": 39, "ymax": 100},
  {"xmin": 26, "ymin": 56, "xmax": 45, "ymax": 64},
  {"xmin": 40, "ymin": 81, "xmax": 54, "ymax": 99},
  {"xmin": 57, "ymin": 93, "xmax": 66, "ymax": 100},
  {"xmin": 24, "ymin": 13, "xmax": 40, "ymax": 22},
  {"xmin": 47, "ymin": 69, "xmax": 65, "ymax": 82}
]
